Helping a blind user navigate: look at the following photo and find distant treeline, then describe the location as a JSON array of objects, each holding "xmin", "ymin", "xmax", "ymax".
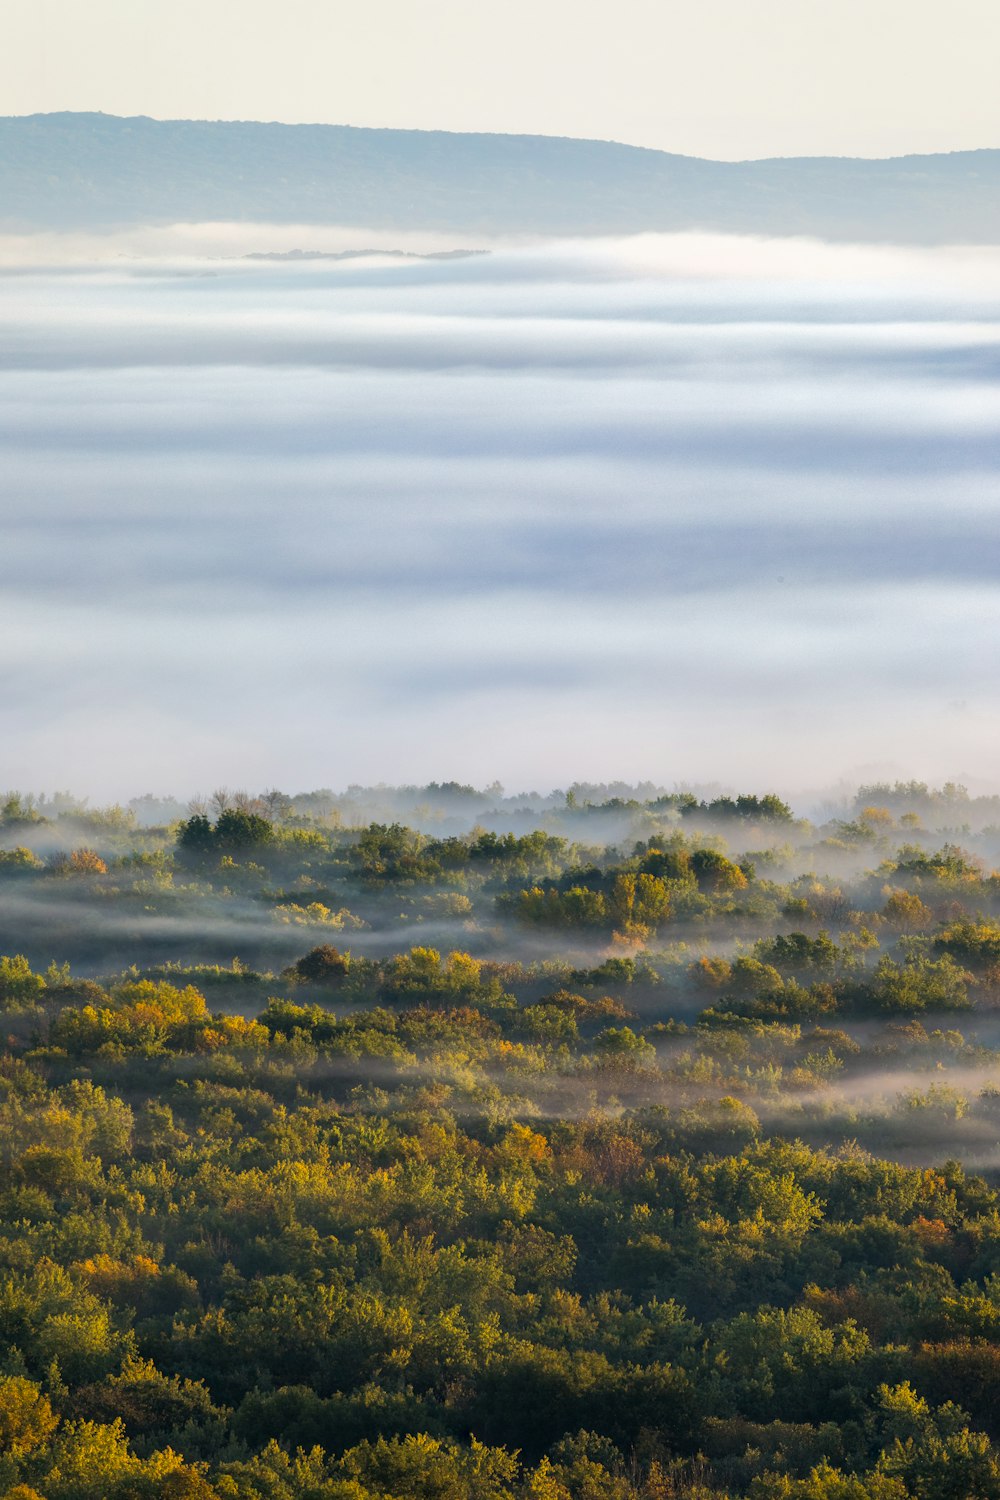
[
  {"xmin": 6, "ymin": 778, "xmax": 998, "ymax": 835},
  {"xmin": 2, "ymin": 782, "xmax": 1000, "ymax": 974}
]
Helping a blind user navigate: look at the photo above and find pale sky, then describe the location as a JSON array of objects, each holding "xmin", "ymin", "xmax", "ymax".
[{"xmin": 4, "ymin": 0, "xmax": 999, "ymax": 160}]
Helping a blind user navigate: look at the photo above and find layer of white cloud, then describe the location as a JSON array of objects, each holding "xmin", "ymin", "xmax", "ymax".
[{"xmin": 1, "ymin": 233, "xmax": 998, "ymax": 799}]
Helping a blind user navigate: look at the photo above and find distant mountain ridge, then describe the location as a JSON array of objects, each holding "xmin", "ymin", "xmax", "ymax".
[{"xmin": 2, "ymin": 111, "xmax": 999, "ymax": 241}]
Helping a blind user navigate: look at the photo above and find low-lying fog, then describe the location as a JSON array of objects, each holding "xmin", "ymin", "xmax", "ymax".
[{"xmin": 2, "ymin": 229, "xmax": 999, "ymax": 797}]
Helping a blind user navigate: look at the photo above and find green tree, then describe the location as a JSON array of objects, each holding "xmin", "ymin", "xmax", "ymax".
[
  {"xmin": 0, "ymin": 956, "xmax": 45, "ymax": 1013},
  {"xmin": 0, "ymin": 1377, "xmax": 57, "ymax": 1458}
]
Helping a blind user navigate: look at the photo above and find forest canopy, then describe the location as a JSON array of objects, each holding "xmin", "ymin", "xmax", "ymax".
[{"xmin": 3, "ymin": 781, "xmax": 1000, "ymax": 1496}]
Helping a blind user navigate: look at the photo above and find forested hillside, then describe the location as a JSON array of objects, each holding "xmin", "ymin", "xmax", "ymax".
[
  {"xmin": 3, "ymin": 113, "xmax": 1000, "ymax": 241},
  {"xmin": 4, "ymin": 782, "xmax": 1000, "ymax": 1496}
]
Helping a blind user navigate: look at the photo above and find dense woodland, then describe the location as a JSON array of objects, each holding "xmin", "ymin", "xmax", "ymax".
[{"xmin": 5, "ymin": 782, "xmax": 1000, "ymax": 1496}]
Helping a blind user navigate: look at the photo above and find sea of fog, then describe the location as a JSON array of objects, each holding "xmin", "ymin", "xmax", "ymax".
[{"xmin": 1, "ymin": 229, "xmax": 998, "ymax": 800}]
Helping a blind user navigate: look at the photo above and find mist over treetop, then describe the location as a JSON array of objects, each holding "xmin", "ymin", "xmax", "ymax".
[{"xmin": 2, "ymin": 773, "xmax": 1000, "ymax": 975}]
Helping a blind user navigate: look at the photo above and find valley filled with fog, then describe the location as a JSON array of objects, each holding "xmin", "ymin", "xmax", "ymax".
[
  {"xmin": 4, "ymin": 0, "xmax": 1000, "ymax": 1477},
  {"xmin": 3, "ymin": 230, "xmax": 999, "ymax": 797}
]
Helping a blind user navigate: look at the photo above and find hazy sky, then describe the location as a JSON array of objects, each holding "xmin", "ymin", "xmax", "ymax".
[
  {"xmin": 5, "ymin": 0, "xmax": 1000, "ymax": 160},
  {"xmin": 2, "ymin": 233, "xmax": 999, "ymax": 801}
]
